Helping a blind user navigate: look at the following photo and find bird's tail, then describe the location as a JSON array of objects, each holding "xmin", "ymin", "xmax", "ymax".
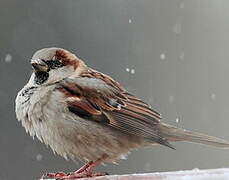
[{"xmin": 158, "ymin": 123, "xmax": 229, "ymax": 148}]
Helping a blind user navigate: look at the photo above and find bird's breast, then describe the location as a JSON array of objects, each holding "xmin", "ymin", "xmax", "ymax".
[
  {"xmin": 15, "ymin": 85, "xmax": 56, "ymax": 136},
  {"xmin": 15, "ymin": 85, "xmax": 143, "ymax": 163}
]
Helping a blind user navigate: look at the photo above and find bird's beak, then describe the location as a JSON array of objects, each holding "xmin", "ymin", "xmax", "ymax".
[{"xmin": 31, "ymin": 59, "xmax": 49, "ymax": 72}]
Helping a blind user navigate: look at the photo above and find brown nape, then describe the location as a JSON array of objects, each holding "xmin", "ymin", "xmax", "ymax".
[{"xmin": 55, "ymin": 49, "xmax": 79, "ymax": 70}]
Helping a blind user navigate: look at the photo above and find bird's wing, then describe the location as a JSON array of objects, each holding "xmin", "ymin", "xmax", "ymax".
[{"xmin": 57, "ymin": 69, "xmax": 173, "ymax": 149}]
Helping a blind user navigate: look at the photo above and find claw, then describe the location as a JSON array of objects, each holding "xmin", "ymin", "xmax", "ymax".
[{"xmin": 41, "ymin": 158, "xmax": 108, "ymax": 180}]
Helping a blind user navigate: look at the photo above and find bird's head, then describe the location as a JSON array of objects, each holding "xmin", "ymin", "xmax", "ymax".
[{"xmin": 29, "ymin": 47, "xmax": 86, "ymax": 86}]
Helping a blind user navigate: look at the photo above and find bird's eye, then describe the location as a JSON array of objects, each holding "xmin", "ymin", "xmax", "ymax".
[{"xmin": 44, "ymin": 59, "xmax": 64, "ymax": 69}]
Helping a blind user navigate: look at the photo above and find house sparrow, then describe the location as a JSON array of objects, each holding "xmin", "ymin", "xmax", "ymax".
[{"xmin": 15, "ymin": 47, "xmax": 229, "ymax": 179}]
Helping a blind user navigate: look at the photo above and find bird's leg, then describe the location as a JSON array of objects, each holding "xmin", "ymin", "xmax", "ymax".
[
  {"xmin": 58, "ymin": 157, "xmax": 108, "ymax": 179},
  {"xmin": 43, "ymin": 155, "xmax": 108, "ymax": 180},
  {"xmin": 74, "ymin": 161, "xmax": 94, "ymax": 174}
]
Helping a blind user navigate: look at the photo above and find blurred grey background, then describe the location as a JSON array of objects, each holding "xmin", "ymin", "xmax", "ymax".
[{"xmin": 1, "ymin": 0, "xmax": 229, "ymax": 179}]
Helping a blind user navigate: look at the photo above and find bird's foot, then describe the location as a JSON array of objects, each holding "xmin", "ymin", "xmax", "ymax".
[
  {"xmin": 42, "ymin": 172, "xmax": 68, "ymax": 179},
  {"xmin": 43, "ymin": 171, "xmax": 107, "ymax": 179},
  {"xmin": 42, "ymin": 161, "xmax": 108, "ymax": 179}
]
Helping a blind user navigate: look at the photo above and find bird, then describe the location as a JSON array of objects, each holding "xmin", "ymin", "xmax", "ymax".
[{"xmin": 15, "ymin": 47, "xmax": 229, "ymax": 179}]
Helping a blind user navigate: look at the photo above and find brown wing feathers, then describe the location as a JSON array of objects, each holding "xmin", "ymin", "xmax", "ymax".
[{"xmin": 57, "ymin": 70, "xmax": 174, "ymax": 149}]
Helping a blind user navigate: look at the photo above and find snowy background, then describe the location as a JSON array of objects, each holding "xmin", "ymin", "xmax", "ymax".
[{"xmin": 1, "ymin": 0, "xmax": 229, "ymax": 180}]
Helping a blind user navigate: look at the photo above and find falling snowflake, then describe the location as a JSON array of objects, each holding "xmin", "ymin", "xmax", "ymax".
[
  {"xmin": 179, "ymin": 2, "xmax": 185, "ymax": 9},
  {"xmin": 36, "ymin": 154, "xmax": 43, "ymax": 161},
  {"xmin": 128, "ymin": 19, "xmax": 132, "ymax": 23},
  {"xmin": 211, "ymin": 93, "xmax": 216, "ymax": 100},
  {"xmin": 175, "ymin": 118, "xmax": 179, "ymax": 123},
  {"xmin": 149, "ymin": 97, "xmax": 154, "ymax": 104},
  {"xmin": 4, "ymin": 54, "xmax": 12, "ymax": 63},
  {"xmin": 173, "ymin": 23, "xmax": 182, "ymax": 34},
  {"xmin": 130, "ymin": 69, "xmax": 135, "ymax": 74},
  {"xmin": 169, "ymin": 96, "xmax": 175, "ymax": 104},
  {"xmin": 143, "ymin": 162, "xmax": 151, "ymax": 171},
  {"xmin": 126, "ymin": 68, "xmax": 130, "ymax": 72},
  {"xmin": 160, "ymin": 53, "xmax": 166, "ymax": 60},
  {"xmin": 179, "ymin": 52, "xmax": 185, "ymax": 60}
]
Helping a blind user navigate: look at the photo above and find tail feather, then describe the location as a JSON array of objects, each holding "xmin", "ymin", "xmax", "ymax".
[{"xmin": 159, "ymin": 123, "xmax": 229, "ymax": 148}]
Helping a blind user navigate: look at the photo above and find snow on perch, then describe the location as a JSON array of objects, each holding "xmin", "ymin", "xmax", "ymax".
[{"xmin": 78, "ymin": 168, "xmax": 229, "ymax": 180}]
